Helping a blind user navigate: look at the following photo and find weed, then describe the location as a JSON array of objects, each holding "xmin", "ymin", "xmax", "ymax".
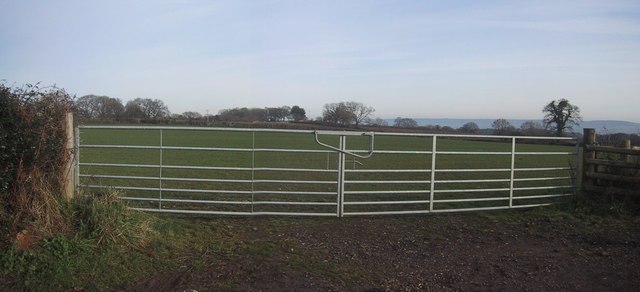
[
  {"xmin": 0, "ymin": 236, "xmax": 76, "ymax": 290},
  {"xmin": 73, "ymin": 190, "xmax": 158, "ymax": 250}
]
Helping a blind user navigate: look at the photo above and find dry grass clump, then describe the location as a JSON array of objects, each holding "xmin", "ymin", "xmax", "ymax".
[
  {"xmin": 10, "ymin": 167, "xmax": 70, "ymax": 242},
  {"xmin": 74, "ymin": 190, "xmax": 158, "ymax": 250}
]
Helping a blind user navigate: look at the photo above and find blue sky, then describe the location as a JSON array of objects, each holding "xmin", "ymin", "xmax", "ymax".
[{"xmin": 1, "ymin": 0, "xmax": 639, "ymax": 121}]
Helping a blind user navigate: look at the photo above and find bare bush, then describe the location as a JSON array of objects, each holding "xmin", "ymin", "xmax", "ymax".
[{"xmin": 0, "ymin": 83, "xmax": 74, "ymax": 244}]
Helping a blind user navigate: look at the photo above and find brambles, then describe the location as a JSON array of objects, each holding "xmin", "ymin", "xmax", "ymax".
[{"xmin": 0, "ymin": 83, "xmax": 73, "ymax": 244}]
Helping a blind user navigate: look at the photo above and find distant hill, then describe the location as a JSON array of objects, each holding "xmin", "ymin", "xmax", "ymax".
[
  {"xmin": 385, "ymin": 118, "xmax": 640, "ymax": 134},
  {"xmin": 580, "ymin": 120, "xmax": 640, "ymax": 134}
]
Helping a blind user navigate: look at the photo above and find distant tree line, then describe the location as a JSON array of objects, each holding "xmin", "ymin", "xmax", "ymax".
[
  {"xmin": 74, "ymin": 94, "xmax": 583, "ymax": 137},
  {"xmin": 487, "ymin": 98, "xmax": 582, "ymax": 136},
  {"xmin": 216, "ymin": 105, "xmax": 307, "ymax": 122},
  {"xmin": 380, "ymin": 117, "xmax": 553, "ymax": 136},
  {"xmin": 74, "ymin": 94, "xmax": 307, "ymax": 123},
  {"xmin": 75, "ymin": 95, "xmax": 170, "ymax": 120}
]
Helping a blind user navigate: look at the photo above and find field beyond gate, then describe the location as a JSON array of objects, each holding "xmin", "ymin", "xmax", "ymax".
[{"xmin": 77, "ymin": 126, "xmax": 578, "ymax": 216}]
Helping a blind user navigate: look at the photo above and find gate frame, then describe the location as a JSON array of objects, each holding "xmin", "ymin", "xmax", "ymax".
[{"xmin": 77, "ymin": 125, "xmax": 579, "ymax": 217}]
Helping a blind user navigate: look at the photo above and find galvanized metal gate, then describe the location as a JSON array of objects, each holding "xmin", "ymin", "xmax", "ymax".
[{"xmin": 77, "ymin": 126, "xmax": 578, "ymax": 217}]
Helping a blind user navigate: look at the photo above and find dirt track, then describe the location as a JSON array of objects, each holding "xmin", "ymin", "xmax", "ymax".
[{"xmin": 130, "ymin": 212, "xmax": 640, "ymax": 291}]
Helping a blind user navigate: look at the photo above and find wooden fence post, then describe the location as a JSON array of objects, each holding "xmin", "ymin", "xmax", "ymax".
[
  {"xmin": 582, "ymin": 128, "xmax": 596, "ymax": 191},
  {"xmin": 63, "ymin": 112, "xmax": 76, "ymax": 202},
  {"xmin": 621, "ymin": 139, "xmax": 631, "ymax": 163}
]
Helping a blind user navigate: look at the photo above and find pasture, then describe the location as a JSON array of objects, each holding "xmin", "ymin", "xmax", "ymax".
[
  {"xmin": 6, "ymin": 126, "xmax": 640, "ymax": 291},
  {"xmin": 78, "ymin": 126, "xmax": 578, "ymax": 215}
]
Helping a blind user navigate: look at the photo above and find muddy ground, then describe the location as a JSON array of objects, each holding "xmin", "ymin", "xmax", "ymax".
[{"xmin": 129, "ymin": 212, "xmax": 640, "ymax": 291}]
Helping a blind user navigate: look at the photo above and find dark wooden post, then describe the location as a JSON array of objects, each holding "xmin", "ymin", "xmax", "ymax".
[
  {"xmin": 621, "ymin": 139, "xmax": 631, "ymax": 163},
  {"xmin": 582, "ymin": 128, "xmax": 596, "ymax": 191}
]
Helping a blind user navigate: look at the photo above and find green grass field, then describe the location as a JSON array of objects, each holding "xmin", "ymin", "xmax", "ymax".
[{"xmin": 78, "ymin": 127, "xmax": 578, "ymax": 215}]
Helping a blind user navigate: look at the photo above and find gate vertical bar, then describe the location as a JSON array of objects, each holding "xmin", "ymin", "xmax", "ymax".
[
  {"xmin": 509, "ymin": 137, "xmax": 516, "ymax": 208},
  {"xmin": 251, "ymin": 131, "xmax": 255, "ymax": 213},
  {"xmin": 326, "ymin": 152, "xmax": 330, "ymax": 170},
  {"xmin": 159, "ymin": 129, "xmax": 163, "ymax": 209},
  {"xmin": 429, "ymin": 136, "xmax": 437, "ymax": 212},
  {"xmin": 75, "ymin": 127, "xmax": 80, "ymax": 197},
  {"xmin": 337, "ymin": 136, "xmax": 346, "ymax": 217},
  {"xmin": 573, "ymin": 141, "xmax": 580, "ymax": 194}
]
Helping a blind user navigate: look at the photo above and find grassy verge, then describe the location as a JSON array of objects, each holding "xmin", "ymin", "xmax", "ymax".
[
  {"xmin": 0, "ymin": 188, "xmax": 637, "ymax": 290},
  {"xmin": 0, "ymin": 190, "xmax": 233, "ymax": 290}
]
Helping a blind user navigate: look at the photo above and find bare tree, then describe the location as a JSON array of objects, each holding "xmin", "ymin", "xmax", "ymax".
[
  {"xmin": 394, "ymin": 117, "xmax": 418, "ymax": 128},
  {"xmin": 369, "ymin": 117, "xmax": 389, "ymax": 126},
  {"xmin": 266, "ymin": 106, "xmax": 291, "ymax": 122},
  {"xmin": 182, "ymin": 111, "xmax": 202, "ymax": 119},
  {"xmin": 218, "ymin": 107, "xmax": 266, "ymax": 121},
  {"xmin": 492, "ymin": 118, "xmax": 516, "ymax": 135},
  {"xmin": 322, "ymin": 103, "xmax": 355, "ymax": 125},
  {"xmin": 290, "ymin": 105, "xmax": 307, "ymax": 121},
  {"xmin": 75, "ymin": 95, "xmax": 124, "ymax": 119},
  {"xmin": 520, "ymin": 121, "xmax": 546, "ymax": 136},
  {"xmin": 322, "ymin": 101, "xmax": 375, "ymax": 126},
  {"xmin": 459, "ymin": 122, "xmax": 480, "ymax": 134},
  {"xmin": 543, "ymin": 99, "xmax": 582, "ymax": 136},
  {"xmin": 144, "ymin": 99, "xmax": 170, "ymax": 119},
  {"xmin": 345, "ymin": 101, "xmax": 375, "ymax": 127},
  {"xmin": 124, "ymin": 98, "xmax": 170, "ymax": 119}
]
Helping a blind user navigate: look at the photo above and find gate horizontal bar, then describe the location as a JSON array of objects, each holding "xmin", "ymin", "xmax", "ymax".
[
  {"xmin": 352, "ymin": 150, "xmax": 432, "ymax": 154},
  {"xmin": 436, "ymin": 179, "xmax": 510, "ymax": 183},
  {"xmin": 514, "ymin": 185, "xmax": 573, "ymax": 191},
  {"xmin": 437, "ymin": 151, "xmax": 511, "ymax": 155},
  {"xmin": 345, "ymin": 169, "xmax": 431, "ymax": 173},
  {"xmin": 434, "ymin": 197, "xmax": 509, "ymax": 203},
  {"xmin": 80, "ymin": 163, "xmax": 336, "ymax": 173},
  {"xmin": 78, "ymin": 125, "xmax": 576, "ymax": 140},
  {"xmin": 513, "ymin": 176, "xmax": 573, "ymax": 182},
  {"xmin": 343, "ymin": 200, "xmax": 430, "ymax": 205},
  {"xmin": 80, "ymin": 184, "xmax": 252, "ymax": 194},
  {"xmin": 515, "ymin": 167, "xmax": 573, "ymax": 171},
  {"xmin": 81, "ymin": 163, "xmax": 161, "ymax": 169},
  {"xmin": 132, "ymin": 208, "xmax": 338, "ymax": 216},
  {"xmin": 344, "ymin": 190, "xmax": 430, "ymax": 195},
  {"xmin": 344, "ymin": 210, "xmax": 432, "ymax": 216},
  {"xmin": 516, "ymin": 152, "xmax": 577, "ymax": 155},
  {"xmin": 430, "ymin": 204, "xmax": 551, "ymax": 213},
  {"xmin": 512, "ymin": 193, "xmax": 572, "ymax": 200},
  {"xmin": 436, "ymin": 168, "xmax": 511, "ymax": 172},
  {"xmin": 433, "ymin": 188, "xmax": 510, "ymax": 193},
  {"xmin": 123, "ymin": 197, "xmax": 252, "ymax": 205},
  {"xmin": 80, "ymin": 174, "xmax": 336, "ymax": 185},
  {"xmin": 128, "ymin": 199, "xmax": 337, "ymax": 206},
  {"xmin": 346, "ymin": 180, "xmax": 431, "ymax": 184},
  {"xmin": 80, "ymin": 174, "xmax": 251, "ymax": 183},
  {"xmin": 252, "ymin": 190, "xmax": 336, "ymax": 195},
  {"xmin": 81, "ymin": 184, "xmax": 337, "ymax": 196}
]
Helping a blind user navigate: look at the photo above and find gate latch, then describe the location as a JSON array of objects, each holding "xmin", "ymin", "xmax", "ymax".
[{"xmin": 313, "ymin": 130, "xmax": 375, "ymax": 159}]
